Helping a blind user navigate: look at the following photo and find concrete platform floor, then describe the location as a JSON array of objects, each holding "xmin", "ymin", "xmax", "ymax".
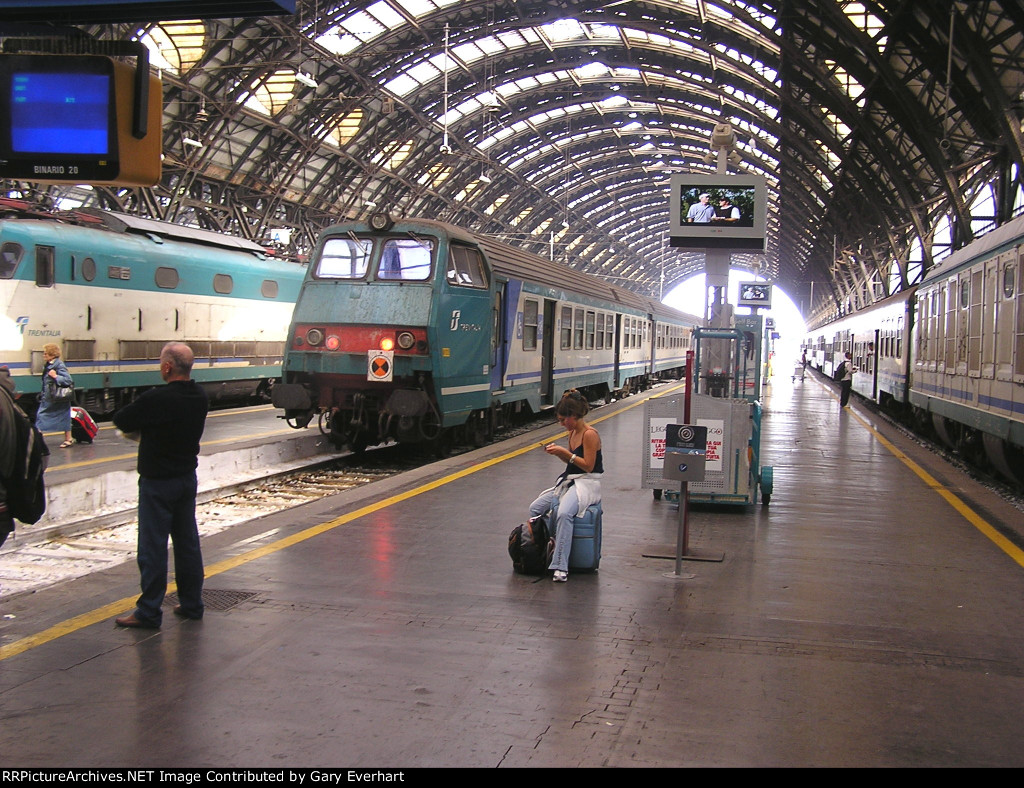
[{"xmin": 2, "ymin": 374, "xmax": 1024, "ymax": 767}]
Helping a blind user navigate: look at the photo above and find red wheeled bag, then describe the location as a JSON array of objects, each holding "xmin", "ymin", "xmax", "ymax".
[{"xmin": 70, "ymin": 406, "xmax": 99, "ymax": 443}]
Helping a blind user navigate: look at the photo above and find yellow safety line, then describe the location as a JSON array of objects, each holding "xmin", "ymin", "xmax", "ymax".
[
  {"xmin": 822, "ymin": 381, "xmax": 1024, "ymax": 569},
  {"xmin": 1, "ymin": 389, "xmax": 673, "ymax": 661}
]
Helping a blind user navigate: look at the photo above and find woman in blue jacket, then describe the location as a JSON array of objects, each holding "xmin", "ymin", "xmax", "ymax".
[{"xmin": 36, "ymin": 343, "xmax": 74, "ymax": 448}]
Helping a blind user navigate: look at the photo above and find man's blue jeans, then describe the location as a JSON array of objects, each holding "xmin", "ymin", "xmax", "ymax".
[{"xmin": 134, "ymin": 473, "xmax": 204, "ymax": 625}]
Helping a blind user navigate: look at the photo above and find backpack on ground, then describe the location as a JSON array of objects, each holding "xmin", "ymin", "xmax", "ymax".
[
  {"xmin": 508, "ymin": 513, "xmax": 553, "ymax": 575},
  {"xmin": 1, "ymin": 389, "xmax": 49, "ymax": 524}
]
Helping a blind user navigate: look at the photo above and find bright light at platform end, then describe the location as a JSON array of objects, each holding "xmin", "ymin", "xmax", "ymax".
[{"xmin": 664, "ymin": 271, "xmax": 807, "ymax": 371}]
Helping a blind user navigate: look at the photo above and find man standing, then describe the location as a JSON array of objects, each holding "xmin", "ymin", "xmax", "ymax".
[
  {"xmin": 0, "ymin": 367, "xmax": 21, "ymax": 548},
  {"xmin": 713, "ymin": 196, "xmax": 741, "ymax": 223},
  {"xmin": 114, "ymin": 343, "xmax": 209, "ymax": 629},
  {"xmin": 686, "ymin": 193, "xmax": 716, "ymax": 223}
]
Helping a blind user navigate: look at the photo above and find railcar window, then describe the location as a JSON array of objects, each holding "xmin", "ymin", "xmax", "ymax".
[
  {"xmin": 523, "ymin": 299, "xmax": 538, "ymax": 351},
  {"xmin": 380, "ymin": 238, "xmax": 434, "ymax": 281},
  {"xmin": 560, "ymin": 306, "xmax": 572, "ymax": 350},
  {"xmin": 213, "ymin": 274, "xmax": 233, "ymax": 294},
  {"xmin": 574, "ymin": 308, "xmax": 584, "ymax": 350},
  {"xmin": 35, "ymin": 245, "xmax": 54, "ymax": 287},
  {"xmin": 1004, "ymin": 266, "xmax": 1015, "ymax": 299},
  {"xmin": 0, "ymin": 242, "xmax": 22, "ymax": 278},
  {"xmin": 585, "ymin": 311, "xmax": 595, "ymax": 349},
  {"xmin": 596, "ymin": 313, "xmax": 605, "ymax": 349},
  {"xmin": 155, "ymin": 267, "xmax": 179, "ymax": 289},
  {"xmin": 317, "ymin": 237, "xmax": 372, "ymax": 278},
  {"xmin": 261, "ymin": 280, "xmax": 279, "ymax": 298},
  {"xmin": 445, "ymin": 244, "xmax": 487, "ymax": 288},
  {"xmin": 606, "ymin": 317, "xmax": 614, "ymax": 349}
]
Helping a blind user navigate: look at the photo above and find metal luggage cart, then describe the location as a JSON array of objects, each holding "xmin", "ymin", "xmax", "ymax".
[{"xmin": 641, "ymin": 326, "xmax": 773, "ymax": 507}]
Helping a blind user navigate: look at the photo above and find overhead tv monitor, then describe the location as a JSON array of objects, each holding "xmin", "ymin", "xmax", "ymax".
[
  {"xmin": 669, "ymin": 173, "xmax": 767, "ymax": 250},
  {"xmin": 737, "ymin": 282, "xmax": 773, "ymax": 308},
  {"xmin": 0, "ymin": 54, "xmax": 161, "ymax": 186}
]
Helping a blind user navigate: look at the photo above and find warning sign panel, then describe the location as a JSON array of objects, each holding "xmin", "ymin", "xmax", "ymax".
[{"xmin": 367, "ymin": 350, "xmax": 394, "ymax": 382}]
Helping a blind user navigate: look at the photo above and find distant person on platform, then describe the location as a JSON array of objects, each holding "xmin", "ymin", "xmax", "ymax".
[
  {"xmin": 836, "ymin": 351, "xmax": 856, "ymax": 408},
  {"xmin": 686, "ymin": 193, "xmax": 716, "ymax": 223},
  {"xmin": 713, "ymin": 196, "xmax": 741, "ymax": 224},
  {"xmin": 113, "ymin": 343, "xmax": 209, "ymax": 629}
]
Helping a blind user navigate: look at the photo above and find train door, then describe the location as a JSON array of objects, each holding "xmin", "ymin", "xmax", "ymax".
[
  {"xmin": 437, "ymin": 243, "xmax": 492, "ymax": 407},
  {"xmin": 869, "ymin": 329, "xmax": 879, "ymax": 400},
  {"xmin": 613, "ymin": 313, "xmax": 622, "ymax": 388},
  {"xmin": 490, "ymin": 282, "xmax": 507, "ymax": 392},
  {"xmin": 541, "ymin": 299, "xmax": 556, "ymax": 406},
  {"xmin": 983, "ymin": 255, "xmax": 999, "ymax": 379}
]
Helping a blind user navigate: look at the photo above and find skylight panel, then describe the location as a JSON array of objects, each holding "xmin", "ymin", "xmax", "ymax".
[
  {"xmin": 365, "ymin": 0, "xmax": 405, "ymax": 29},
  {"xmin": 385, "ymin": 73, "xmax": 422, "ymax": 97},
  {"xmin": 477, "ymin": 36, "xmax": 508, "ymax": 56},
  {"xmin": 576, "ymin": 62, "xmax": 611, "ymax": 80},
  {"xmin": 394, "ymin": 0, "xmax": 437, "ymax": 17},
  {"xmin": 452, "ymin": 41, "xmax": 486, "ymax": 64},
  {"xmin": 316, "ymin": 30, "xmax": 362, "ymax": 56},
  {"xmin": 542, "ymin": 18, "xmax": 586, "ymax": 43},
  {"xmin": 338, "ymin": 10, "xmax": 385, "ymax": 44}
]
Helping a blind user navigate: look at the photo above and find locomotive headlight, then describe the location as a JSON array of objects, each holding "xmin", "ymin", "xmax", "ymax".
[
  {"xmin": 325, "ymin": 334, "xmax": 341, "ymax": 351},
  {"xmin": 396, "ymin": 331, "xmax": 416, "ymax": 350},
  {"xmin": 380, "ymin": 337, "xmax": 395, "ymax": 351},
  {"xmin": 305, "ymin": 328, "xmax": 324, "ymax": 346}
]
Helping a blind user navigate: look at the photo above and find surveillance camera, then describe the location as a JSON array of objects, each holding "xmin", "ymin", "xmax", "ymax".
[
  {"xmin": 711, "ymin": 123, "xmax": 735, "ymax": 149},
  {"xmin": 439, "ymin": 145, "xmax": 453, "ymax": 155}
]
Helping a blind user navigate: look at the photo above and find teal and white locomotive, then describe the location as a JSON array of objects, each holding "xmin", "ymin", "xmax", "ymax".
[
  {"xmin": 1, "ymin": 201, "xmax": 304, "ymax": 414},
  {"xmin": 272, "ymin": 214, "xmax": 701, "ymax": 452}
]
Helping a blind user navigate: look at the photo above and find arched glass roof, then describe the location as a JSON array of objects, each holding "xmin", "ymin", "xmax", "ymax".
[{"xmin": 4, "ymin": 0, "xmax": 1024, "ymax": 326}]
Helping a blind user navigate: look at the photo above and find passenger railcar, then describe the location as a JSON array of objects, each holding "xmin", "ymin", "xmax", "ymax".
[
  {"xmin": 272, "ymin": 215, "xmax": 701, "ymax": 451},
  {"xmin": 804, "ymin": 213, "xmax": 1024, "ymax": 485},
  {"xmin": 803, "ymin": 289, "xmax": 915, "ymax": 411},
  {"xmin": 0, "ymin": 202, "xmax": 304, "ymax": 414}
]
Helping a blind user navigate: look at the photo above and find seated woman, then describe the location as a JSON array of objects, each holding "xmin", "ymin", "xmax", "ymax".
[{"xmin": 528, "ymin": 390, "xmax": 603, "ymax": 582}]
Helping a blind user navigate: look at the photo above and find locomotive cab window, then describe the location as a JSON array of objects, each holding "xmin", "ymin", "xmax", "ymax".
[
  {"xmin": 317, "ymin": 237, "xmax": 372, "ymax": 279},
  {"xmin": 379, "ymin": 238, "xmax": 433, "ymax": 281},
  {"xmin": 1, "ymin": 241, "xmax": 23, "ymax": 278},
  {"xmin": 445, "ymin": 244, "xmax": 488, "ymax": 289}
]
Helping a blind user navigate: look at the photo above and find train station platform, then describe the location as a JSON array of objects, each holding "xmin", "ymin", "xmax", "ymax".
[{"xmin": 2, "ymin": 373, "xmax": 1024, "ymax": 767}]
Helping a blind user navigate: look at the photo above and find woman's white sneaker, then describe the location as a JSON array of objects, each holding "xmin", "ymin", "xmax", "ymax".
[{"xmin": 553, "ymin": 570, "xmax": 568, "ymax": 582}]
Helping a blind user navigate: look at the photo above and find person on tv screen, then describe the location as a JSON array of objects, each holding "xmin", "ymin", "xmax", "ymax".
[
  {"xmin": 713, "ymin": 196, "xmax": 741, "ymax": 224},
  {"xmin": 686, "ymin": 193, "xmax": 716, "ymax": 223}
]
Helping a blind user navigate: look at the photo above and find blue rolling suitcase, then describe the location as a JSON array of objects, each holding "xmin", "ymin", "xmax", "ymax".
[{"xmin": 551, "ymin": 502, "xmax": 603, "ymax": 571}]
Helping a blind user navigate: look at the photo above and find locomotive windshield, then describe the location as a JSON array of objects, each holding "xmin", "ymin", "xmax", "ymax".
[
  {"xmin": 378, "ymin": 238, "xmax": 433, "ymax": 281},
  {"xmin": 317, "ymin": 237, "xmax": 372, "ymax": 278},
  {"xmin": 314, "ymin": 235, "xmax": 434, "ymax": 281},
  {"xmin": 1, "ymin": 242, "xmax": 23, "ymax": 278}
]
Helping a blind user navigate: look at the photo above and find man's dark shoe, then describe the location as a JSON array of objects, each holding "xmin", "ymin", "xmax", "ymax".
[
  {"xmin": 115, "ymin": 614, "xmax": 159, "ymax": 629},
  {"xmin": 172, "ymin": 605, "xmax": 203, "ymax": 620}
]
